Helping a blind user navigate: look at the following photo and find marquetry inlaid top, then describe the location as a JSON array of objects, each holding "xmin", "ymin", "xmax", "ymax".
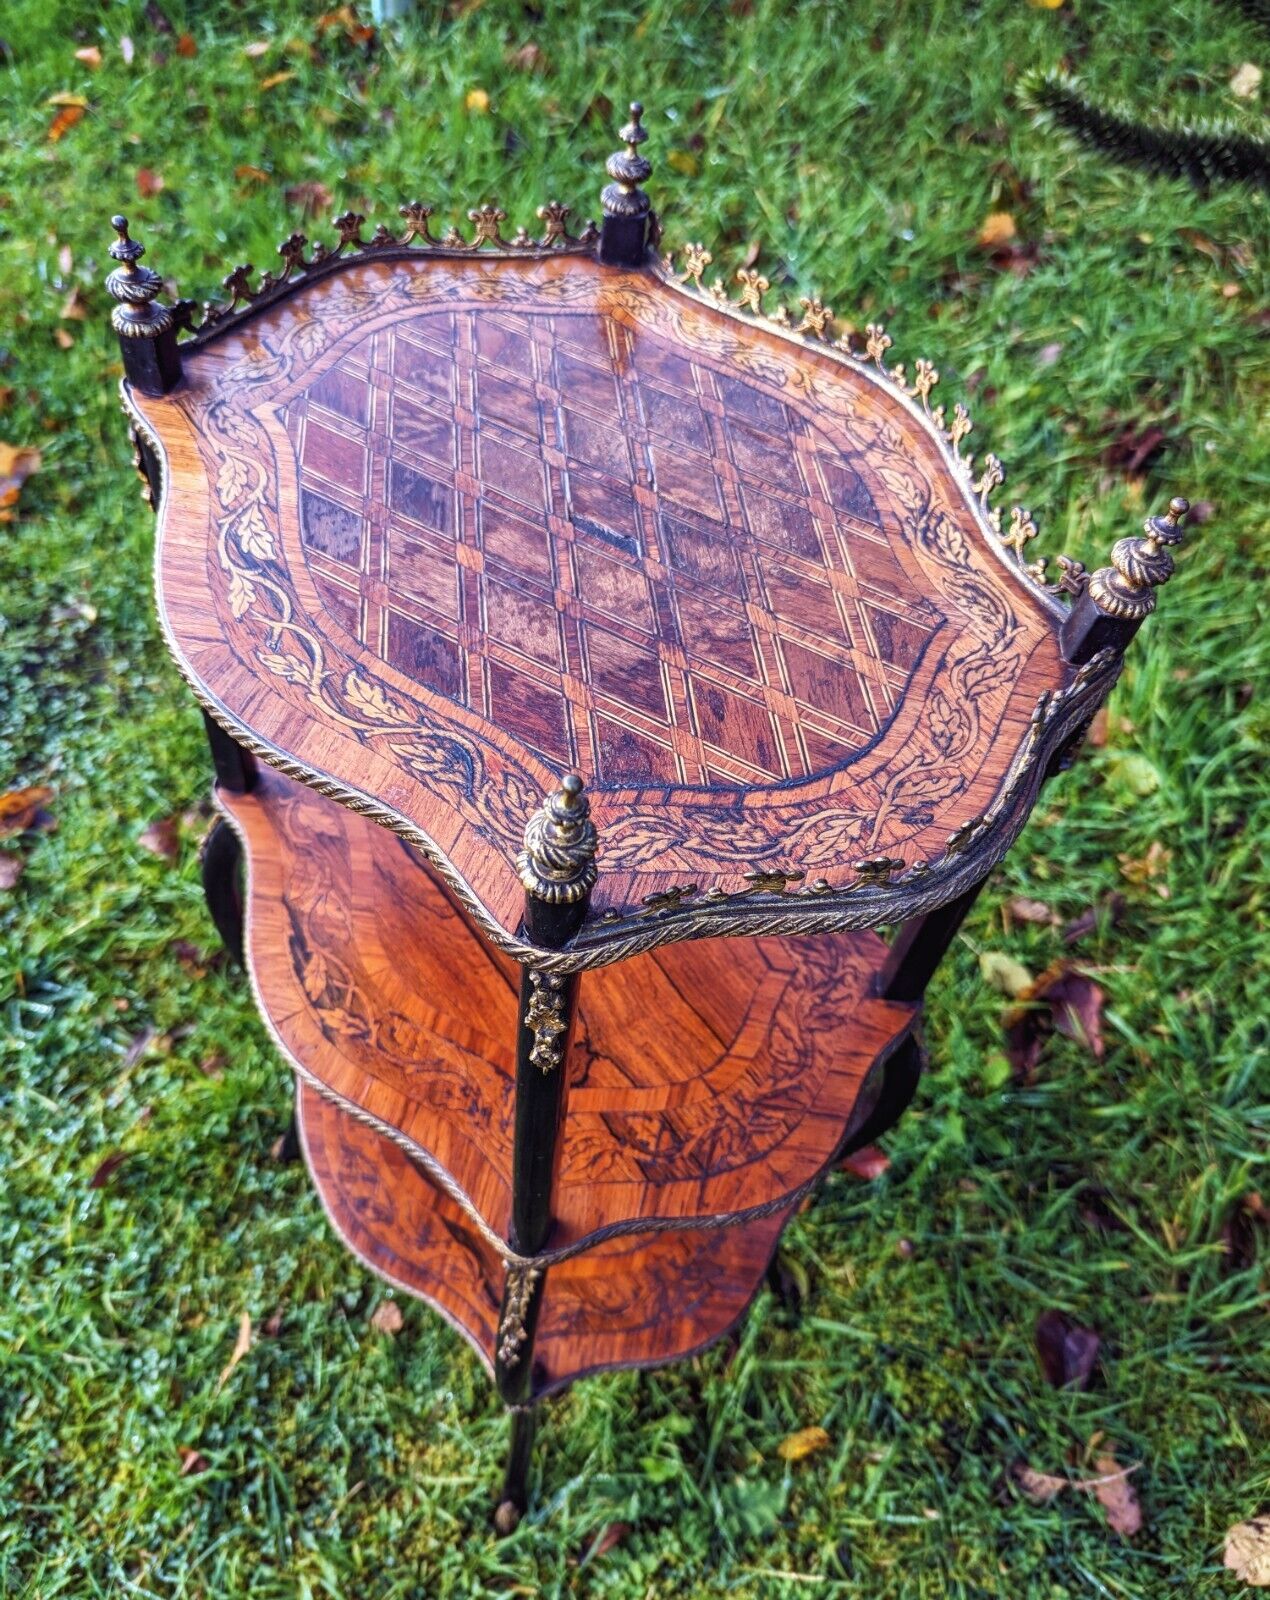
[{"xmin": 130, "ymin": 251, "xmax": 1095, "ymax": 956}]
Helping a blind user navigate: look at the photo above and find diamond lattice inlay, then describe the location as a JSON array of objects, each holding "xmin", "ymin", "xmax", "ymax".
[{"xmin": 285, "ymin": 306, "xmax": 942, "ymax": 791}]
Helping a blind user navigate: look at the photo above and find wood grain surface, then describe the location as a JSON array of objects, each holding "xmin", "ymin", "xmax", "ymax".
[
  {"xmin": 221, "ymin": 765, "xmax": 916, "ymax": 1258},
  {"xmin": 133, "ymin": 252, "xmax": 1069, "ymax": 940},
  {"xmin": 297, "ymin": 1079, "xmax": 793, "ymax": 1397}
]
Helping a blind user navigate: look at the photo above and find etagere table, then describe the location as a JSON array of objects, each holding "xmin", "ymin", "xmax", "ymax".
[{"xmin": 108, "ymin": 104, "xmax": 1188, "ymax": 1528}]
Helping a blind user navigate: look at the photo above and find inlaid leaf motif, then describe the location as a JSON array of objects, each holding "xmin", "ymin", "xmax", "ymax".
[
  {"xmin": 876, "ymin": 463, "xmax": 925, "ymax": 516},
  {"xmin": 916, "ymin": 506, "xmax": 972, "ymax": 568},
  {"xmin": 956, "ymin": 645, "xmax": 1019, "ymax": 701},
  {"xmin": 929, "ymin": 692, "xmax": 971, "ymax": 755},
  {"xmin": 210, "ymin": 401, "xmax": 259, "ymax": 450},
  {"xmin": 301, "ymin": 950, "xmax": 329, "ymax": 1002},
  {"xmin": 216, "ymin": 455, "xmax": 253, "ymax": 508},
  {"xmin": 891, "ymin": 764, "xmax": 965, "ymax": 807},
  {"xmin": 235, "ymin": 502, "xmax": 275, "ymax": 560},
  {"xmin": 257, "ymin": 648, "xmax": 312, "ymax": 685},
  {"xmin": 294, "ymin": 319, "xmax": 327, "ymax": 363},
  {"xmin": 227, "ymin": 569, "xmax": 256, "ymax": 619},
  {"xmin": 343, "ymin": 670, "xmax": 413, "ymax": 725}
]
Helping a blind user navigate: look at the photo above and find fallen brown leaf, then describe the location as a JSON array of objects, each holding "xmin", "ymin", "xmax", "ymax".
[
  {"xmin": 175, "ymin": 31, "xmax": 197, "ymax": 57},
  {"xmin": 316, "ymin": 4, "xmax": 375, "ymax": 43},
  {"xmin": 581, "ymin": 1522, "xmax": 630, "ymax": 1563},
  {"xmin": 839, "ymin": 1144, "xmax": 890, "ymax": 1181},
  {"xmin": 1226, "ymin": 1517, "xmax": 1270, "ymax": 1586},
  {"xmin": 1061, "ymin": 892, "xmax": 1125, "ymax": 945},
  {"xmin": 0, "ymin": 784, "xmax": 54, "ymax": 838},
  {"xmin": 776, "ymin": 1425, "xmax": 830, "ymax": 1462},
  {"xmin": 1230, "ymin": 62, "xmax": 1263, "ymax": 100},
  {"xmin": 49, "ymin": 103, "xmax": 86, "ymax": 141},
  {"xmin": 0, "ymin": 442, "xmax": 41, "ymax": 523},
  {"xmin": 89, "ymin": 1150, "xmax": 131, "ymax": 1189},
  {"xmin": 1117, "ymin": 839, "xmax": 1171, "ymax": 897},
  {"xmin": 138, "ymin": 815, "xmax": 181, "ymax": 860},
  {"xmin": 507, "ymin": 41, "xmax": 547, "ymax": 72},
  {"xmin": 980, "ymin": 950, "xmax": 1034, "ymax": 998},
  {"xmin": 74, "ymin": 46, "xmax": 103, "ymax": 68},
  {"xmin": 1005, "ymin": 961, "xmax": 1105, "ymax": 1078},
  {"xmin": 53, "ymin": 328, "xmax": 75, "ymax": 350},
  {"xmin": 60, "ymin": 286, "xmax": 89, "ymax": 321},
  {"xmin": 121, "ymin": 1025, "xmax": 160, "ymax": 1068},
  {"xmin": 263, "ymin": 1308, "xmax": 285, "ymax": 1336},
  {"xmin": 1222, "ymin": 1190, "xmax": 1267, "ymax": 1274},
  {"xmin": 136, "ymin": 167, "xmax": 165, "ymax": 197},
  {"xmin": 198, "ymin": 1050, "xmax": 226, "ymax": 1080},
  {"xmin": 1102, "ymin": 418, "xmax": 1171, "ymax": 478},
  {"xmin": 1007, "ymin": 896, "xmax": 1055, "ymax": 927},
  {"xmin": 235, "ymin": 163, "xmax": 270, "ymax": 184},
  {"xmin": 47, "ymin": 90, "xmax": 89, "ymax": 106},
  {"xmin": 370, "ymin": 1298, "xmax": 403, "ymax": 1335},
  {"xmin": 1011, "ymin": 1461, "xmax": 1068, "ymax": 1502},
  {"xmin": 285, "ymin": 179, "xmax": 333, "ymax": 216},
  {"xmin": 216, "ymin": 1312, "xmax": 252, "ymax": 1391},
  {"xmin": 244, "ymin": 40, "xmax": 271, "ymax": 58},
  {"xmin": 259, "ymin": 71, "xmax": 294, "ymax": 91},
  {"xmin": 178, "ymin": 1446, "xmax": 209, "ymax": 1475},
  {"xmin": 977, "ymin": 211, "xmax": 1016, "ymax": 249},
  {"xmin": 1035, "ymin": 1309, "xmax": 1100, "ymax": 1390},
  {"xmin": 0, "ymin": 856, "xmax": 23, "ymax": 890},
  {"xmin": 1090, "ymin": 1452, "xmax": 1142, "ymax": 1538},
  {"xmin": 466, "ymin": 87, "xmax": 490, "ymax": 113}
]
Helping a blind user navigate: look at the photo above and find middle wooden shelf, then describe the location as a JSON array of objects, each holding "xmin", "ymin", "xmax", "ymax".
[{"xmin": 219, "ymin": 767, "xmax": 918, "ymax": 1260}]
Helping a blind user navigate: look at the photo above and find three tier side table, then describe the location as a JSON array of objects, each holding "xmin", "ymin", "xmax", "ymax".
[{"xmin": 106, "ymin": 104, "xmax": 1188, "ymax": 1528}]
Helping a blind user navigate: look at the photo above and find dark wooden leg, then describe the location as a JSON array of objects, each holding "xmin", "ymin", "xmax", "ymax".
[
  {"xmin": 203, "ymin": 710, "xmax": 257, "ymax": 794},
  {"xmin": 200, "ymin": 818, "xmax": 244, "ymax": 966},
  {"xmin": 874, "ymin": 879, "xmax": 987, "ymax": 1004},
  {"xmin": 492, "ymin": 776, "xmax": 596, "ymax": 1533},
  {"xmin": 839, "ymin": 1034, "xmax": 925, "ymax": 1155}
]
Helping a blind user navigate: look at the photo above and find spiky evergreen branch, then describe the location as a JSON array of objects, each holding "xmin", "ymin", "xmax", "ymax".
[{"xmin": 1021, "ymin": 70, "xmax": 1270, "ymax": 192}]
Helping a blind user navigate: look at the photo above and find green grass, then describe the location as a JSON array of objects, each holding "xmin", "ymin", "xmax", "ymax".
[{"xmin": 1, "ymin": 0, "xmax": 1267, "ymax": 1594}]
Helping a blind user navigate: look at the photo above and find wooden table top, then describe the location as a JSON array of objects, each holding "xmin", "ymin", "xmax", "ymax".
[{"xmin": 129, "ymin": 248, "xmax": 1112, "ymax": 960}]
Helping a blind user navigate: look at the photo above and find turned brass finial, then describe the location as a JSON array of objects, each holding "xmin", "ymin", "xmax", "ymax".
[
  {"xmin": 1087, "ymin": 495, "xmax": 1190, "ymax": 620},
  {"xmin": 602, "ymin": 101, "xmax": 652, "ymax": 220},
  {"xmin": 518, "ymin": 775, "xmax": 598, "ymax": 904},
  {"xmin": 106, "ymin": 215, "xmax": 173, "ymax": 340}
]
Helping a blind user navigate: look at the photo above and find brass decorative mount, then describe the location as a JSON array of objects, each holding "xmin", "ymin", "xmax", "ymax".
[
  {"xmin": 602, "ymin": 102, "xmax": 652, "ymax": 219},
  {"xmin": 1088, "ymin": 496, "xmax": 1191, "ymax": 620},
  {"xmin": 106, "ymin": 215, "xmax": 174, "ymax": 340},
  {"xmin": 517, "ymin": 775, "xmax": 599, "ymax": 905}
]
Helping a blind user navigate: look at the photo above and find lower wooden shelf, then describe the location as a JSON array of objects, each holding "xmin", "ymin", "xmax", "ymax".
[
  {"xmin": 298, "ymin": 1080, "xmax": 792, "ymax": 1398},
  {"xmin": 219, "ymin": 767, "xmax": 916, "ymax": 1258}
]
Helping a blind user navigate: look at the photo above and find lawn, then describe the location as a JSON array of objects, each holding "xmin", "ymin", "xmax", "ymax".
[{"xmin": 0, "ymin": 0, "xmax": 1267, "ymax": 1595}]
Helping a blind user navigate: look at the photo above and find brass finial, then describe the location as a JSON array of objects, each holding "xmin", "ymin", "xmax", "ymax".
[
  {"xmin": 106, "ymin": 215, "xmax": 173, "ymax": 340},
  {"xmin": 602, "ymin": 101, "xmax": 652, "ymax": 220},
  {"xmin": 517, "ymin": 775, "xmax": 598, "ymax": 904},
  {"xmin": 1087, "ymin": 495, "xmax": 1190, "ymax": 620}
]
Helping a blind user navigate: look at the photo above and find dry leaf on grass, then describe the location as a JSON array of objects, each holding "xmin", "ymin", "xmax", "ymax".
[
  {"xmin": 1231, "ymin": 63, "xmax": 1262, "ymax": 100},
  {"xmin": 74, "ymin": 46, "xmax": 103, "ymax": 68},
  {"xmin": 1226, "ymin": 1518, "xmax": 1270, "ymax": 1586},
  {"xmin": 0, "ymin": 441, "xmax": 42, "ymax": 522},
  {"xmin": 0, "ymin": 785, "xmax": 54, "ymax": 837},
  {"xmin": 466, "ymin": 87, "xmax": 490, "ymax": 113},
  {"xmin": 48, "ymin": 103, "xmax": 86, "ymax": 141},
  {"xmin": 259, "ymin": 71, "xmax": 294, "ymax": 91},
  {"xmin": 980, "ymin": 950, "xmax": 1034, "ymax": 998},
  {"xmin": 285, "ymin": 180, "xmax": 333, "ymax": 216},
  {"xmin": 1007, "ymin": 897, "xmax": 1055, "ymax": 927},
  {"xmin": 244, "ymin": 40, "xmax": 271, "ymax": 58},
  {"xmin": 1011, "ymin": 1453, "xmax": 1142, "ymax": 1537},
  {"xmin": 178, "ymin": 1446, "xmax": 209, "ymax": 1475},
  {"xmin": 235, "ymin": 164, "xmax": 270, "ymax": 184},
  {"xmin": 0, "ymin": 856, "xmax": 23, "ymax": 890},
  {"xmin": 776, "ymin": 1425, "xmax": 830, "ymax": 1462},
  {"xmin": 839, "ymin": 1144, "xmax": 890, "ymax": 1180},
  {"xmin": 136, "ymin": 167, "xmax": 164, "ymax": 197},
  {"xmin": 175, "ymin": 31, "xmax": 197, "ymax": 57},
  {"xmin": 977, "ymin": 211, "xmax": 1017, "ymax": 248},
  {"xmin": 217, "ymin": 1312, "xmax": 252, "ymax": 1391},
  {"xmin": 138, "ymin": 815, "xmax": 181, "ymax": 860},
  {"xmin": 580, "ymin": 1522, "xmax": 630, "ymax": 1564},
  {"xmin": 1005, "ymin": 961, "xmax": 1105, "ymax": 1079},
  {"xmin": 1035, "ymin": 1309, "xmax": 1100, "ymax": 1390},
  {"xmin": 89, "ymin": 1151, "xmax": 131, "ymax": 1189},
  {"xmin": 370, "ymin": 1299, "xmax": 403, "ymax": 1335},
  {"xmin": 1090, "ymin": 1453, "xmax": 1142, "ymax": 1537}
]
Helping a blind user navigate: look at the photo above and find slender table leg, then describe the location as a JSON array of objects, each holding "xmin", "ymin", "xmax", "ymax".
[
  {"xmin": 874, "ymin": 879, "xmax": 988, "ymax": 1005},
  {"xmin": 492, "ymin": 776, "xmax": 597, "ymax": 1533},
  {"xmin": 200, "ymin": 819, "xmax": 245, "ymax": 966}
]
